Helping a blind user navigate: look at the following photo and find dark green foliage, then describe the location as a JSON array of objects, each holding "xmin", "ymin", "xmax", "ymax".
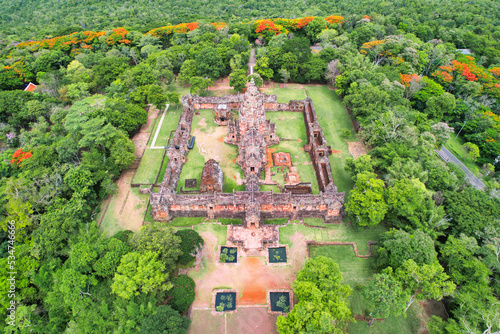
[
  {"xmin": 175, "ymin": 229, "xmax": 204, "ymax": 265},
  {"xmin": 376, "ymin": 229, "xmax": 437, "ymax": 269},
  {"xmin": 195, "ymin": 47, "xmax": 226, "ymax": 79},
  {"xmin": 91, "ymin": 57, "xmax": 129, "ymax": 90},
  {"xmin": 112, "ymin": 230, "xmax": 134, "ymax": 243},
  {"xmin": 140, "ymin": 305, "xmax": 190, "ymax": 334},
  {"xmin": 443, "ymin": 187, "xmax": 500, "ymax": 238},
  {"xmin": 167, "ymin": 275, "xmax": 196, "ymax": 313},
  {"xmin": 91, "ymin": 98, "xmax": 148, "ymax": 135},
  {"xmin": 277, "ymin": 256, "xmax": 353, "ymax": 333}
]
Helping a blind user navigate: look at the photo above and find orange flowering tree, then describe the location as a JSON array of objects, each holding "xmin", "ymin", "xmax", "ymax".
[
  {"xmin": 432, "ymin": 57, "xmax": 489, "ymax": 84},
  {"xmin": 325, "ymin": 15, "xmax": 344, "ymax": 25},
  {"xmin": 210, "ymin": 22, "xmax": 227, "ymax": 30},
  {"xmin": 252, "ymin": 19, "xmax": 289, "ymax": 41},
  {"xmin": 148, "ymin": 22, "xmax": 199, "ymax": 38},
  {"xmin": 10, "ymin": 149, "xmax": 32, "ymax": 167},
  {"xmin": 16, "ymin": 30, "xmax": 106, "ymax": 53},
  {"xmin": 106, "ymin": 28, "xmax": 130, "ymax": 46},
  {"xmin": 488, "ymin": 67, "xmax": 500, "ymax": 77},
  {"xmin": 400, "ymin": 73, "xmax": 421, "ymax": 87},
  {"xmin": 0, "ymin": 60, "xmax": 33, "ymax": 89}
]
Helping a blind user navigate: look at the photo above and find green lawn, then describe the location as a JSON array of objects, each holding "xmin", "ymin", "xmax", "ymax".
[
  {"xmin": 171, "ymin": 217, "xmax": 205, "ymax": 226},
  {"xmin": 306, "ymin": 86, "xmax": 356, "ymax": 197},
  {"xmin": 132, "ymin": 149, "xmax": 165, "ymax": 184},
  {"xmin": 444, "ymin": 137, "xmax": 482, "ymax": 177},
  {"xmin": 156, "ymin": 154, "xmax": 170, "ymax": 184},
  {"xmin": 263, "ymin": 218, "xmax": 289, "ymax": 225},
  {"xmin": 176, "ymin": 140, "xmax": 206, "ymax": 193},
  {"xmin": 262, "ymin": 87, "xmax": 306, "ymax": 103},
  {"xmin": 279, "ymin": 222, "xmax": 385, "ymax": 254},
  {"xmin": 149, "ymin": 108, "xmax": 183, "ymax": 147},
  {"xmin": 310, "ymin": 245, "xmax": 375, "ymax": 314},
  {"xmin": 266, "ymin": 111, "xmax": 307, "ymax": 140}
]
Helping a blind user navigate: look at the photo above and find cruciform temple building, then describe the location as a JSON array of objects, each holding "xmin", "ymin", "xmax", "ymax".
[{"xmin": 150, "ymin": 80, "xmax": 344, "ymax": 248}]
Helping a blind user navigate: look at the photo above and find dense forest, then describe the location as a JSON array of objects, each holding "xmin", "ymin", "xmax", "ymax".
[{"xmin": 0, "ymin": 1, "xmax": 500, "ymax": 333}]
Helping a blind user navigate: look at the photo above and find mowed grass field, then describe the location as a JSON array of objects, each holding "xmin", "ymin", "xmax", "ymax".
[
  {"xmin": 132, "ymin": 149, "xmax": 165, "ymax": 184},
  {"xmin": 279, "ymin": 222, "xmax": 386, "ymax": 254},
  {"xmin": 262, "ymin": 86, "xmax": 306, "ymax": 102},
  {"xmin": 306, "ymin": 86, "xmax": 356, "ymax": 197}
]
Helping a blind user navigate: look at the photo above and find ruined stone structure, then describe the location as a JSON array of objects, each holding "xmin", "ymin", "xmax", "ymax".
[
  {"xmin": 200, "ymin": 159, "xmax": 223, "ymax": 193},
  {"xmin": 214, "ymin": 104, "xmax": 231, "ymax": 126},
  {"xmin": 150, "ymin": 80, "xmax": 345, "ymax": 248}
]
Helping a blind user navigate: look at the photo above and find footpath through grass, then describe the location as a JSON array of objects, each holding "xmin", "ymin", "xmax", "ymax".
[
  {"xmin": 306, "ymin": 86, "xmax": 356, "ymax": 197},
  {"xmin": 149, "ymin": 108, "xmax": 183, "ymax": 147}
]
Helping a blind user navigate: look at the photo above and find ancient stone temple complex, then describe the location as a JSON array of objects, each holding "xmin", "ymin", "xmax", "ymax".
[{"xmin": 150, "ymin": 80, "xmax": 345, "ymax": 250}]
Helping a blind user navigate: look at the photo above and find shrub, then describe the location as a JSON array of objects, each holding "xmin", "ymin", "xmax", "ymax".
[
  {"xmin": 175, "ymin": 229, "xmax": 204, "ymax": 265},
  {"xmin": 167, "ymin": 275, "xmax": 196, "ymax": 313}
]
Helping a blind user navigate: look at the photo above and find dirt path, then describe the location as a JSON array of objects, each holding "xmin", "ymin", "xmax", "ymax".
[
  {"xmin": 347, "ymin": 141, "xmax": 368, "ymax": 160},
  {"xmin": 109, "ymin": 170, "xmax": 147, "ymax": 232},
  {"xmin": 97, "ymin": 106, "xmax": 160, "ymax": 230}
]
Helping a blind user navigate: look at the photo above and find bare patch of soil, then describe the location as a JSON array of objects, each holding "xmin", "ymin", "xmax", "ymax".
[
  {"xmin": 133, "ymin": 106, "xmax": 160, "ymax": 157},
  {"xmin": 112, "ymin": 171, "xmax": 146, "ymax": 232},
  {"xmin": 417, "ymin": 299, "xmax": 448, "ymax": 333},
  {"xmin": 227, "ymin": 307, "xmax": 278, "ymax": 334},
  {"xmin": 193, "ymin": 126, "xmax": 242, "ymax": 185},
  {"xmin": 347, "ymin": 141, "xmax": 368, "ymax": 159}
]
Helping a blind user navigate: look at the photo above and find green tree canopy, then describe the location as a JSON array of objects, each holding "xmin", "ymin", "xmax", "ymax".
[{"xmin": 277, "ymin": 256, "xmax": 353, "ymax": 334}]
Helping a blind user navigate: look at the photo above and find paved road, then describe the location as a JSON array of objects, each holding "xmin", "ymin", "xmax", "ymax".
[{"xmin": 435, "ymin": 146, "xmax": 486, "ymax": 190}]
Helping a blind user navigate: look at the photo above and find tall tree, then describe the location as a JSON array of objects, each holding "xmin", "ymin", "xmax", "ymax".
[
  {"xmin": 277, "ymin": 256, "xmax": 353, "ymax": 334},
  {"xmin": 394, "ymin": 260, "xmax": 455, "ymax": 312},
  {"xmin": 345, "ymin": 172, "xmax": 387, "ymax": 226},
  {"xmin": 131, "ymin": 224, "xmax": 182, "ymax": 273},
  {"xmin": 111, "ymin": 251, "xmax": 170, "ymax": 299},
  {"xmin": 363, "ymin": 268, "xmax": 408, "ymax": 326}
]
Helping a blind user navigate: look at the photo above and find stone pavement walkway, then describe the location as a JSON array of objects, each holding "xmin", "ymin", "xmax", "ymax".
[{"xmin": 435, "ymin": 146, "xmax": 486, "ymax": 190}]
